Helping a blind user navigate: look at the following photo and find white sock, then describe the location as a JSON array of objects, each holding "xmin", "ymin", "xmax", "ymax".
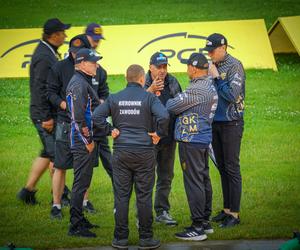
[
  {"xmin": 83, "ymin": 200, "xmax": 88, "ymax": 206},
  {"xmin": 53, "ymin": 204, "xmax": 61, "ymax": 210}
]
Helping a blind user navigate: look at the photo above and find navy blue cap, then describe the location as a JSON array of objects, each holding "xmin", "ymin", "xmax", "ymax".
[
  {"xmin": 181, "ymin": 53, "xmax": 209, "ymax": 69},
  {"xmin": 203, "ymin": 33, "xmax": 227, "ymax": 52},
  {"xmin": 85, "ymin": 23, "xmax": 105, "ymax": 40},
  {"xmin": 69, "ymin": 36, "xmax": 90, "ymax": 53},
  {"xmin": 75, "ymin": 48, "xmax": 102, "ymax": 64},
  {"xmin": 43, "ymin": 18, "xmax": 71, "ymax": 35},
  {"xmin": 150, "ymin": 52, "xmax": 169, "ymax": 66}
]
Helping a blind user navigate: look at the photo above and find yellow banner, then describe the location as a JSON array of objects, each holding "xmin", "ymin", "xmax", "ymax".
[
  {"xmin": 268, "ymin": 16, "xmax": 300, "ymax": 55},
  {"xmin": 0, "ymin": 19, "xmax": 277, "ymax": 78}
]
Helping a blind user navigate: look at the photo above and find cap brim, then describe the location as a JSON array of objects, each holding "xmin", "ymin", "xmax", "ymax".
[
  {"xmin": 63, "ymin": 24, "xmax": 71, "ymax": 30},
  {"xmin": 91, "ymin": 35, "xmax": 105, "ymax": 41},
  {"xmin": 69, "ymin": 47, "xmax": 82, "ymax": 53},
  {"xmin": 203, "ymin": 46, "xmax": 217, "ymax": 52},
  {"xmin": 153, "ymin": 62, "xmax": 169, "ymax": 66},
  {"xmin": 89, "ymin": 55, "xmax": 102, "ymax": 62}
]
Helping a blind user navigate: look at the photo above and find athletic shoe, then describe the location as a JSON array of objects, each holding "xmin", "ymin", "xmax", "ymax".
[
  {"xmin": 111, "ymin": 238, "xmax": 128, "ymax": 249},
  {"xmin": 175, "ymin": 226, "xmax": 207, "ymax": 241},
  {"xmin": 138, "ymin": 238, "xmax": 160, "ymax": 250},
  {"xmin": 81, "ymin": 217, "xmax": 99, "ymax": 229},
  {"xmin": 185, "ymin": 222, "xmax": 214, "ymax": 234},
  {"xmin": 61, "ymin": 193, "xmax": 70, "ymax": 207},
  {"xmin": 83, "ymin": 200, "xmax": 96, "ymax": 214},
  {"xmin": 50, "ymin": 206, "xmax": 63, "ymax": 220},
  {"xmin": 156, "ymin": 210, "xmax": 178, "ymax": 226},
  {"xmin": 68, "ymin": 225, "xmax": 96, "ymax": 238},
  {"xmin": 211, "ymin": 210, "xmax": 229, "ymax": 222},
  {"xmin": 219, "ymin": 214, "xmax": 240, "ymax": 228},
  {"xmin": 17, "ymin": 188, "xmax": 38, "ymax": 205}
]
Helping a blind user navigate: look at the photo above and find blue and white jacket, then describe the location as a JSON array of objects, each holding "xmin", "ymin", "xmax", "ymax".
[
  {"xmin": 66, "ymin": 71, "xmax": 99, "ymax": 148},
  {"xmin": 166, "ymin": 76, "xmax": 218, "ymax": 147},
  {"xmin": 214, "ymin": 53, "xmax": 245, "ymax": 121}
]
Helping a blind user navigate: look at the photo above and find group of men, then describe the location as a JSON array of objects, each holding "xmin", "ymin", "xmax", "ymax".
[{"xmin": 16, "ymin": 17, "xmax": 245, "ymax": 250}]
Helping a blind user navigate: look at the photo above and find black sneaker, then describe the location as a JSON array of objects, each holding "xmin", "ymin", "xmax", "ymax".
[
  {"xmin": 138, "ymin": 238, "xmax": 160, "ymax": 250},
  {"xmin": 68, "ymin": 225, "xmax": 96, "ymax": 238},
  {"xmin": 61, "ymin": 193, "xmax": 71, "ymax": 207},
  {"xmin": 50, "ymin": 206, "xmax": 62, "ymax": 220},
  {"xmin": 175, "ymin": 226, "xmax": 207, "ymax": 241},
  {"xmin": 202, "ymin": 221, "xmax": 214, "ymax": 234},
  {"xmin": 81, "ymin": 217, "xmax": 99, "ymax": 229},
  {"xmin": 112, "ymin": 238, "xmax": 128, "ymax": 249},
  {"xmin": 211, "ymin": 210, "xmax": 229, "ymax": 222},
  {"xmin": 219, "ymin": 214, "xmax": 240, "ymax": 228},
  {"xmin": 83, "ymin": 200, "xmax": 96, "ymax": 214},
  {"xmin": 17, "ymin": 188, "xmax": 38, "ymax": 205}
]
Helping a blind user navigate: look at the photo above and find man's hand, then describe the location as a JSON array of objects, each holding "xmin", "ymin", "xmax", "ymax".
[
  {"xmin": 60, "ymin": 101, "xmax": 67, "ymax": 110},
  {"xmin": 111, "ymin": 128, "xmax": 120, "ymax": 139},
  {"xmin": 209, "ymin": 63, "xmax": 220, "ymax": 78},
  {"xmin": 81, "ymin": 127, "xmax": 90, "ymax": 137},
  {"xmin": 42, "ymin": 119, "xmax": 54, "ymax": 133},
  {"xmin": 147, "ymin": 76, "xmax": 164, "ymax": 94},
  {"xmin": 86, "ymin": 141, "xmax": 95, "ymax": 154},
  {"xmin": 148, "ymin": 132, "xmax": 161, "ymax": 145}
]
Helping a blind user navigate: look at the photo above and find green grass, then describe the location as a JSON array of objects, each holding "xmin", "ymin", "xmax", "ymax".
[
  {"xmin": 0, "ymin": 0, "xmax": 300, "ymax": 29},
  {"xmin": 0, "ymin": 55, "xmax": 299, "ymax": 249},
  {"xmin": 0, "ymin": 1, "xmax": 300, "ymax": 249}
]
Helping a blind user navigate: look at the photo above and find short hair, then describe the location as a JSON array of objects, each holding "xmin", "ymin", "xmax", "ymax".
[{"xmin": 126, "ymin": 64, "xmax": 145, "ymax": 82}]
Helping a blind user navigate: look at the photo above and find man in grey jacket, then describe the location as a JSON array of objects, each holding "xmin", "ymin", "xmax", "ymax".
[{"xmin": 167, "ymin": 53, "xmax": 218, "ymax": 241}]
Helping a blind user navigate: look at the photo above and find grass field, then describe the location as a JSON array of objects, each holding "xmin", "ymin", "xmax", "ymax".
[{"xmin": 0, "ymin": 1, "xmax": 300, "ymax": 249}]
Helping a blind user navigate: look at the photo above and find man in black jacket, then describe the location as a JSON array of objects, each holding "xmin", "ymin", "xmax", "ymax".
[
  {"xmin": 92, "ymin": 64, "xmax": 169, "ymax": 250},
  {"xmin": 47, "ymin": 35, "xmax": 112, "ymax": 219},
  {"xmin": 145, "ymin": 52, "xmax": 182, "ymax": 226},
  {"xmin": 66, "ymin": 48, "xmax": 101, "ymax": 238},
  {"xmin": 17, "ymin": 18, "xmax": 70, "ymax": 205}
]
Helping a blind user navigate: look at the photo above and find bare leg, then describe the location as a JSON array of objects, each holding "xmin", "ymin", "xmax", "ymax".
[
  {"xmin": 25, "ymin": 157, "xmax": 50, "ymax": 191},
  {"xmin": 52, "ymin": 168, "xmax": 66, "ymax": 204}
]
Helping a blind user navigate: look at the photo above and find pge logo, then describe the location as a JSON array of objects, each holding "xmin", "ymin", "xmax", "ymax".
[{"xmin": 137, "ymin": 32, "xmax": 233, "ymax": 62}]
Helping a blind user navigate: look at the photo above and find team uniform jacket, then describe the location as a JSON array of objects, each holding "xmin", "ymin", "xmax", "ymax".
[
  {"xmin": 166, "ymin": 76, "xmax": 218, "ymax": 147},
  {"xmin": 92, "ymin": 82, "xmax": 170, "ymax": 149},
  {"xmin": 30, "ymin": 40, "xmax": 59, "ymax": 121},
  {"xmin": 66, "ymin": 71, "xmax": 100, "ymax": 148},
  {"xmin": 213, "ymin": 53, "xmax": 245, "ymax": 121},
  {"xmin": 145, "ymin": 72, "xmax": 182, "ymax": 144}
]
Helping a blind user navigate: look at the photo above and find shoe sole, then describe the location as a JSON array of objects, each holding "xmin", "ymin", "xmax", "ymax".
[
  {"xmin": 138, "ymin": 243, "xmax": 161, "ymax": 250},
  {"xmin": 204, "ymin": 229, "xmax": 214, "ymax": 234},
  {"xmin": 111, "ymin": 243, "xmax": 128, "ymax": 249},
  {"xmin": 175, "ymin": 234, "xmax": 207, "ymax": 241},
  {"xmin": 155, "ymin": 219, "xmax": 178, "ymax": 226}
]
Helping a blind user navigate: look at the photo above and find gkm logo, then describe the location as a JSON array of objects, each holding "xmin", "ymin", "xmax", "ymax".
[
  {"xmin": 137, "ymin": 32, "xmax": 233, "ymax": 61},
  {"xmin": 0, "ymin": 39, "xmax": 69, "ymax": 68}
]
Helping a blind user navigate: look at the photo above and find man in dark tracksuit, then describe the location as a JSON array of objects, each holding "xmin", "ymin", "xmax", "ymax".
[
  {"xmin": 92, "ymin": 64, "xmax": 169, "ymax": 249},
  {"xmin": 167, "ymin": 53, "xmax": 218, "ymax": 241},
  {"xmin": 47, "ymin": 36, "xmax": 112, "ymax": 219},
  {"xmin": 17, "ymin": 18, "xmax": 70, "ymax": 204},
  {"xmin": 145, "ymin": 52, "xmax": 181, "ymax": 226},
  {"xmin": 204, "ymin": 33, "xmax": 245, "ymax": 228},
  {"xmin": 66, "ymin": 48, "xmax": 101, "ymax": 238}
]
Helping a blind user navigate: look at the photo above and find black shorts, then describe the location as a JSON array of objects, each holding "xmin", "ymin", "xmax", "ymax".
[
  {"xmin": 33, "ymin": 121, "xmax": 55, "ymax": 161},
  {"xmin": 54, "ymin": 122, "xmax": 99, "ymax": 169}
]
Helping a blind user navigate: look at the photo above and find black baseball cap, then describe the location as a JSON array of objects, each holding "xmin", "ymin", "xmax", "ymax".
[
  {"xmin": 203, "ymin": 33, "xmax": 227, "ymax": 52},
  {"xmin": 150, "ymin": 52, "xmax": 169, "ymax": 66},
  {"xmin": 43, "ymin": 18, "xmax": 71, "ymax": 35},
  {"xmin": 85, "ymin": 23, "xmax": 105, "ymax": 40},
  {"xmin": 181, "ymin": 53, "xmax": 209, "ymax": 69},
  {"xmin": 75, "ymin": 48, "xmax": 102, "ymax": 64},
  {"xmin": 69, "ymin": 36, "xmax": 90, "ymax": 53}
]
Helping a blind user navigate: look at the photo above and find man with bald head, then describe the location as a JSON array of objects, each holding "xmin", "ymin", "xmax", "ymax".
[{"xmin": 93, "ymin": 64, "xmax": 169, "ymax": 249}]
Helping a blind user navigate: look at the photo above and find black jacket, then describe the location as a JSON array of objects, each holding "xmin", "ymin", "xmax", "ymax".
[
  {"xmin": 47, "ymin": 54, "xmax": 109, "ymax": 123},
  {"xmin": 29, "ymin": 40, "xmax": 59, "ymax": 121},
  {"xmin": 92, "ymin": 82, "xmax": 170, "ymax": 149},
  {"xmin": 66, "ymin": 71, "xmax": 100, "ymax": 147},
  {"xmin": 145, "ymin": 72, "xmax": 182, "ymax": 144}
]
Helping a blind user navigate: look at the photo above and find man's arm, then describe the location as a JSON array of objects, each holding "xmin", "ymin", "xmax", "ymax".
[
  {"xmin": 150, "ymin": 96, "xmax": 170, "ymax": 138},
  {"xmin": 92, "ymin": 96, "xmax": 114, "ymax": 136},
  {"xmin": 96, "ymin": 66, "xmax": 109, "ymax": 103},
  {"xmin": 213, "ymin": 63, "xmax": 244, "ymax": 103}
]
